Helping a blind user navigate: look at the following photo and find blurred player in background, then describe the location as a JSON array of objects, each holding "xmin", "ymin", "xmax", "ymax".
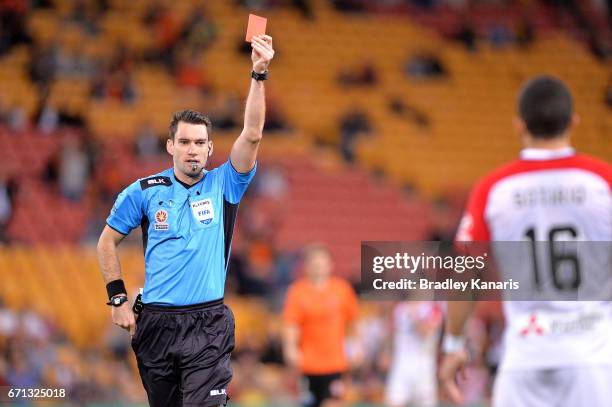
[
  {"xmin": 384, "ymin": 301, "xmax": 442, "ymax": 407},
  {"xmin": 440, "ymin": 75, "xmax": 612, "ymax": 406},
  {"xmin": 96, "ymin": 35, "xmax": 275, "ymax": 407},
  {"xmin": 283, "ymin": 244, "xmax": 359, "ymax": 407}
]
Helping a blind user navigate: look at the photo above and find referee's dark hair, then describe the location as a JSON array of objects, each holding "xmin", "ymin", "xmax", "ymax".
[
  {"xmin": 169, "ymin": 109, "xmax": 213, "ymax": 140},
  {"xmin": 518, "ymin": 75, "xmax": 574, "ymax": 139}
]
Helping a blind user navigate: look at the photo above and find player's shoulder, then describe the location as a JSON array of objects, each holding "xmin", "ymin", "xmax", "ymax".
[
  {"xmin": 470, "ymin": 159, "xmax": 529, "ymax": 197},
  {"xmin": 197, "ymin": 161, "xmax": 227, "ymax": 184},
  {"xmin": 570, "ymin": 154, "xmax": 611, "ymax": 185},
  {"xmin": 137, "ymin": 169, "xmax": 174, "ymax": 191},
  {"xmin": 287, "ymin": 278, "xmax": 309, "ymax": 293},
  {"xmin": 330, "ymin": 276, "xmax": 355, "ymax": 293}
]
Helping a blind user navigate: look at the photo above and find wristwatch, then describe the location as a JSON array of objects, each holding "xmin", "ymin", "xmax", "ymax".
[
  {"xmin": 107, "ymin": 295, "xmax": 129, "ymax": 307},
  {"xmin": 251, "ymin": 70, "xmax": 268, "ymax": 81}
]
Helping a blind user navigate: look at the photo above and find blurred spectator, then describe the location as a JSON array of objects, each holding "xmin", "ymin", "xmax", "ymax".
[
  {"xmin": 332, "ymin": 0, "xmax": 366, "ymax": 12},
  {"xmin": 114, "ymin": 72, "xmax": 138, "ymax": 104},
  {"xmin": 6, "ymin": 347, "xmax": 39, "ymax": 388},
  {"xmin": 134, "ymin": 123, "xmax": 162, "ymax": 158},
  {"xmin": 488, "ymin": 22, "xmax": 512, "ymax": 49},
  {"xmin": 338, "ymin": 62, "xmax": 378, "ymax": 87},
  {"xmin": 0, "ymin": 305, "xmax": 146, "ymax": 404},
  {"xmin": 91, "ymin": 70, "xmax": 138, "ymax": 105},
  {"xmin": 58, "ymin": 136, "xmax": 90, "ymax": 201},
  {"xmin": 0, "ymin": 0, "xmax": 31, "ymax": 56},
  {"xmin": 264, "ymin": 95, "xmax": 291, "ymax": 133},
  {"xmin": 69, "ymin": 0, "xmax": 103, "ymax": 36},
  {"xmin": 209, "ymin": 94, "xmax": 241, "ymax": 130},
  {"xmin": 109, "ymin": 43, "xmax": 135, "ymax": 75},
  {"xmin": 544, "ymin": 0, "xmax": 590, "ymax": 31},
  {"xmin": 293, "ymin": 0, "xmax": 315, "ymax": 19},
  {"xmin": 56, "ymin": 43, "xmax": 96, "ymax": 79},
  {"xmin": 452, "ymin": 18, "xmax": 477, "ymax": 52},
  {"xmin": 144, "ymin": 4, "xmax": 181, "ymax": 69},
  {"xmin": 226, "ymin": 251, "xmax": 268, "ymax": 297},
  {"xmin": 0, "ymin": 299, "xmax": 18, "ymax": 336},
  {"xmin": 283, "ymin": 244, "xmax": 359, "ymax": 407},
  {"xmin": 425, "ymin": 196, "xmax": 456, "ymax": 241},
  {"xmin": 0, "ymin": 97, "xmax": 6, "ymax": 125},
  {"xmin": 588, "ymin": 30, "xmax": 612, "ymax": 62},
  {"xmin": 58, "ymin": 102, "xmax": 87, "ymax": 128},
  {"xmin": 0, "ymin": 172, "xmax": 18, "ymax": 244},
  {"xmin": 605, "ymin": 77, "xmax": 612, "ymax": 108},
  {"xmin": 180, "ymin": 6, "xmax": 217, "ymax": 51},
  {"xmin": 384, "ymin": 301, "xmax": 442, "ymax": 407},
  {"xmin": 238, "ymin": 0, "xmax": 272, "ymax": 9},
  {"xmin": 7, "ymin": 104, "xmax": 27, "ymax": 132},
  {"xmin": 34, "ymin": 94, "xmax": 59, "ymax": 134},
  {"xmin": 411, "ymin": 0, "xmax": 435, "ymax": 10},
  {"xmin": 388, "ymin": 97, "xmax": 431, "ymax": 129},
  {"xmin": 404, "ymin": 52, "xmax": 447, "ymax": 79},
  {"xmin": 29, "ymin": 40, "xmax": 60, "ymax": 91},
  {"xmin": 515, "ymin": 16, "xmax": 535, "ymax": 49},
  {"xmin": 252, "ymin": 166, "xmax": 288, "ymax": 200},
  {"xmin": 174, "ymin": 47, "xmax": 211, "ymax": 92},
  {"xmin": 339, "ymin": 107, "xmax": 372, "ymax": 163}
]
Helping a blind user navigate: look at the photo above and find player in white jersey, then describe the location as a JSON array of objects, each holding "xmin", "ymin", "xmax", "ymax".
[
  {"xmin": 439, "ymin": 76, "xmax": 612, "ymax": 407},
  {"xmin": 385, "ymin": 301, "xmax": 442, "ymax": 407}
]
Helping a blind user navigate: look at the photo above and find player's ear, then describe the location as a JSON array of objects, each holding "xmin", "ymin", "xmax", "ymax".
[
  {"xmin": 513, "ymin": 116, "xmax": 526, "ymax": 137},
  {"xmin": 570, "ymin": 114, "xmax": 580, "ymax": 129},
  {"xmin": 208, "ymin": 140, "xmax": 214, "ymax": 157},
  {"xmin": 166, "ymin": 138, "xmax": 174, "ymax": 156}
]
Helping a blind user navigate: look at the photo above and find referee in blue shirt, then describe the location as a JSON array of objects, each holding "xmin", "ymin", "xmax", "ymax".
[{"xmin": 96, "ymin": 35, "xmax": 275, "ymax": 407}]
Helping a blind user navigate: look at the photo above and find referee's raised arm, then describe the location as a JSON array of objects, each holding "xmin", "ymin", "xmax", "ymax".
[{"xmin": 230, "ymin": 35, "xmax": 274, "ymax": 173}]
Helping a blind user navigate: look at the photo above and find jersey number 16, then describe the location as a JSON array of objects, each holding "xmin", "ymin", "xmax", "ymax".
[{"xmin": 524, "ymin": 226, "xmax": 581, "ymax": 291}]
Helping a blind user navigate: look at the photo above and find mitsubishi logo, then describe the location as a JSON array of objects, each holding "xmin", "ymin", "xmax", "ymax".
[{"xmin": 520, "ymin": 313, "xmax": 544, "ymax": 337}]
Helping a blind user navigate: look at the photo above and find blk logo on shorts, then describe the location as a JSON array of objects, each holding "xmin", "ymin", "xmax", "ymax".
[{"xmin": 210, "ymin": 389, "xmax": 226, "ymax": 396}]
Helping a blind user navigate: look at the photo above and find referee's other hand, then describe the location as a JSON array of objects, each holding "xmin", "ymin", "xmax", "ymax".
[{"xmin": 111, "ymin": 302, "xmax": 137, "ymax": 337}]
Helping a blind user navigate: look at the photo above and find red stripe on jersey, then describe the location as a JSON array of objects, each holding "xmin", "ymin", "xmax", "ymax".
[{"xmin": 456, "ymin": 153, "xmax": 611, "ymax": 243}]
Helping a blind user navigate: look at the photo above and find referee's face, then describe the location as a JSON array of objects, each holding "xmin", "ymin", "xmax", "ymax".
[{"xmin": 168, "ymin": 122, "xmax": 213, "ymax": 180}]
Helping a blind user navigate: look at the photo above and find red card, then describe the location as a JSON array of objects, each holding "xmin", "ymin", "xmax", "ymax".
[{"xmin": 245, "ymin": 14, "xmax": 267, "ymax": 43}]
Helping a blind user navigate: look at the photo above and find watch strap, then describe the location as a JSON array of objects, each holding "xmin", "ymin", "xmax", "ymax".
[
  {"xmin": 106, "ymin": 294, "xmax": 128, "ymax": 307},
  {"xmin": 251, "ymin": 70, "xmax": 268, "ymax": 81}
]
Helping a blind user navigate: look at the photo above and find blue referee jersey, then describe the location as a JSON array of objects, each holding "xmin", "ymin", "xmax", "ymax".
[{"xmin": 106, "ymin": 160, "xmax": 256, "ymax": 306}]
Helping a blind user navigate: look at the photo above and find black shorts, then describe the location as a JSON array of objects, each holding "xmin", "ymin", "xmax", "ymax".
[
  {"xmin": 131, "ymin": 298, "xmax": 235, "ymax": 407},
  {"xmin": 304, "ymin": 372, "xmax": 343, "ymax": 407}
]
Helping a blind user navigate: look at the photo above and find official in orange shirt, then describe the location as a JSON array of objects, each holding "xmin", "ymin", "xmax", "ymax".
[{"xmin": 283, "ymin": 244, "xmax": 359, "ymax": 407}]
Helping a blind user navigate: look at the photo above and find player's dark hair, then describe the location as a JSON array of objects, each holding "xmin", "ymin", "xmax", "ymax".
[
  {"xmin": 518, "ymin": 75, "xmax": 573, "ymax": 139},
  {"xmin": 169, "ymin": 109, "xmax": 213, "ymax": 140}
]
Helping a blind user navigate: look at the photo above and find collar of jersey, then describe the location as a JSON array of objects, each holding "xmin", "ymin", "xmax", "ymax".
[
  {"xmin": 171, "ymin": 169, "xmax": 207, "ymax": 190},
  {"xmin": 520, "ymin": 147, "xmax": 575, "ymax": 161}
]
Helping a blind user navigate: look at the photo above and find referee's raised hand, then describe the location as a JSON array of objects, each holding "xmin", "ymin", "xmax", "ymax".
[
  {"xmin": 251, "ymin": 35, "xmax": 274, "ymax": 73},
  {"xmin": 112, "ymin": 301, "xmax": 136, "ymax": 337}
]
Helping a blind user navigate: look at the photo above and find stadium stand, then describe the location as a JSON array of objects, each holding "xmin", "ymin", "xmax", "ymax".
[{"xmin": 0, "ymin": 0, "xmax": 609, "ymax": 405}]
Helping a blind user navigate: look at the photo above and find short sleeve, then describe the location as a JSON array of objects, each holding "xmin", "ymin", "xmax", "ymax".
[
  {"xmin": 106, "ymin": 181, "xmax": 144, "ymax": 235},
  {"xmin": 219, "ymin": 160, "xmax": 257, "ymax": 204},
  {"xmin": 455, "ymin": 179, "xmax": 491, "ymax": 242},
  {"xmin": 283, "ymin": 284, "xmax": 303, "ymax": 325}
]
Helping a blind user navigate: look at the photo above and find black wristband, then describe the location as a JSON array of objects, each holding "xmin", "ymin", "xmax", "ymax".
[
  {"xmin": 106, "ymin": 279, "xmax": 127, "ymax": 300},
  {"xmin": 251, "ymin": 70, "xmax": 268, "ymax": 81}
]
